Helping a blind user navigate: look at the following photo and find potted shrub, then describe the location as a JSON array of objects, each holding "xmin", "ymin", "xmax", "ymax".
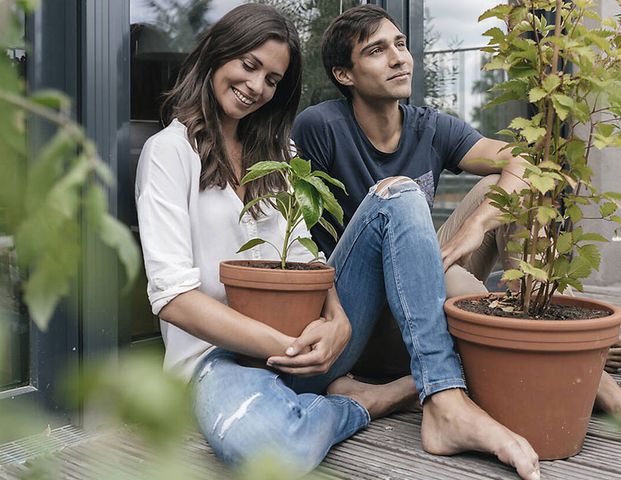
[
  {"xmin": 444, "ymin": 0, "xmax": 621, "ymax": 460},
  {"xmin": 219, "ymin": 156, "xmax": 346, "ymax": 337}
]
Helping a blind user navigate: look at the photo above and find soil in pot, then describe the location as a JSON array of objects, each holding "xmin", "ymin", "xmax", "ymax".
[
  {"xmin": 232, "ymin": 261, "xmax": 326, "ymax": 271},
  {"xmin": 457, "ymin": 293, "xmax": 610, "ymax": 320}
]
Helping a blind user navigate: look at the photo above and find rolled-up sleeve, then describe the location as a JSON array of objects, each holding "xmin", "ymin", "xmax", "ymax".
[{"xmin": 136, "ymin": 135, "xmax": 201, "ymax": 315}]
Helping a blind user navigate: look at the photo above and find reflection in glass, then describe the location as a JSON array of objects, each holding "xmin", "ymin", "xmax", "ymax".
[
  {"xmin": 423, "ymin": 2, "xmax": 527, "ymax": 228},
  {"xmin": 1, "ymin": 11, "xmax": 29, "ymax": 392},
  {"xmin": 128, "ymin": 0, "xmax": 360, "ymax": 340}
]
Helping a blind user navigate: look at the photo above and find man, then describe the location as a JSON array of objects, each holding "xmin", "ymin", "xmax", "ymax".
[{"xmin": 291, "ymin": 4, "xmax": 617, "ymax": 479}]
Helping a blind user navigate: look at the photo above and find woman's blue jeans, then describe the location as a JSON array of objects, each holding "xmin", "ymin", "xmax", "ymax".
[{"xmin": 193, "ymin": 179, "xmax": 465, "ymax": 473}]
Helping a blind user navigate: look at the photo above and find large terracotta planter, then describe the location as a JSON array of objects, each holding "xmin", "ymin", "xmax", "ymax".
[
  {"xmin": 445, "ymin": 293, "xmax": 621, "ymax": 460},
  {"xmin": 219, "ymin": 260, "xmax": 335, "ymax": 337}
]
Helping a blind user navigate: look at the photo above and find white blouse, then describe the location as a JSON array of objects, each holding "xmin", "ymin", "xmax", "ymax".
[{"xmin": 135, "ymin": 119, "xmax": 317, "ymax": 381}]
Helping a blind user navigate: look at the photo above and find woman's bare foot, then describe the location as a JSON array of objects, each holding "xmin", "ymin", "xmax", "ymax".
[
  {"xmin": 594, "ymin": 371, "xmax": 621, "ymax": 415},
  {"xmin": 327, "ymin": 375, "xmax": 417, "ymax": 419},
  {"xmin": 421, "ymin": 388, "xmax": 540, "ymax": 480}
]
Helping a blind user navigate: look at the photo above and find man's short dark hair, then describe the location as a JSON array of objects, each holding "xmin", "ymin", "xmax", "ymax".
[{"xmin": 321, "ymin": 5, "xmax": 401, "ymax": 99}]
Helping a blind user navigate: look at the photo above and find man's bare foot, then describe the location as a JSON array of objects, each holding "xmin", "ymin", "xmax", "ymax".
[
  {"xmin": 327, "ymin": 375, "xmax": 417, "ymax": 419},
  {"xmin": 605, "ymin": 339, "xmax": 621, "ymax": 373},
  {"xmin": 421, "ymin": 388, "xmax": 540, "ymax": 480},
  {"xmin": 594, "ymin": 371, "xmax": 621, "ymax": 415}
]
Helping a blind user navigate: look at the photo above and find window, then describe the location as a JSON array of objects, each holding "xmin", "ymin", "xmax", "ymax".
[{"xmin": 423, "ymin": 1, "xmax": 527, "ymax": 228}]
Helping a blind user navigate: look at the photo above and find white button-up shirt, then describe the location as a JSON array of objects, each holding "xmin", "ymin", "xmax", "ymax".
[{"xmin": 136, "ymin": 119, "xmax": 317, "ymax": 381}]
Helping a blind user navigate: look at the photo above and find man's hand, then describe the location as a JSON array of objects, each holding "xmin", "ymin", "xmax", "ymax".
[
  {"xmin": 266, "ymin": 311, "xmax": 351, "ymax": 376},
  {"xmin": 605, "ymin": 339, "xmax": 621, "ymax": 373},
  {"xmin": 441, "ymin": 218, "xmax": 487, "ymax": 272}
]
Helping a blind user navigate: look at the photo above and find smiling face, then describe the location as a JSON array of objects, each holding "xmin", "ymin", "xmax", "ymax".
[
  {"xmin": 212, "ymin": 39, "xmax": 291, "ymax": 127},
  {"xmin": 334, "ymin": 19, "xmax": 413, "ymax": 103}
]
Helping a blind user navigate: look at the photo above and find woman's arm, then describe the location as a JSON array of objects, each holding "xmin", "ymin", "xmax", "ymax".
[{"xmin": 160, "ymin": 289, "xmax": 294, "ymax": 359}]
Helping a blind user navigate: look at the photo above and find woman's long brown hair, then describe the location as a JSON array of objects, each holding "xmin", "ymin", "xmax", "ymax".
[{"xmin": 161, "ymin": 4, "xmax": 302, "ymax": 215}]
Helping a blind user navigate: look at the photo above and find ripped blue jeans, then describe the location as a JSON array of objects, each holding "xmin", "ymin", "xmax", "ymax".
[{"xmin": 193, "ymin": 179, "xmax": 465, "ymax": 473}]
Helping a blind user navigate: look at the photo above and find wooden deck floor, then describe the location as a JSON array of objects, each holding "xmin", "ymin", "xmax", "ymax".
[{"xmin": 1, "ymin": 373, "xmax": 621, "ymax": 479}]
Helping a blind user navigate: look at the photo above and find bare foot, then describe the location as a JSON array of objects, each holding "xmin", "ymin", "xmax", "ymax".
[
  {"xmin": 594, "ymin": 371, "xmax": 621, "ymax": 415},
  {"xmin": 421, "ymin": 389, "xmax": 540, "ymax": 480},
  {"xmin": 605, "ymin": 339, "xmax": 621, "ymax": 373},
  {"xmin": 327, "ymin": 375, "xmax": 417, "ymax": 419}
]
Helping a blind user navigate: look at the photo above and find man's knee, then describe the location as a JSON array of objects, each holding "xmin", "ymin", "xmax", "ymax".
[{"xmin": 375, "ymin": 176, "xmax": 413, "ymax": 198}]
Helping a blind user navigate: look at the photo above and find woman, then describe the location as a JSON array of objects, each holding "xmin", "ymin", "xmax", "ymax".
[{"xmin": 136, "ymin": 4, "xmax": 414, "ymax": 474}]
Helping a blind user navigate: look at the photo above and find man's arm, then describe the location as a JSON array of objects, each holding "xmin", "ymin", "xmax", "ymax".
[{"xmin": 440, "ymin": 137, "xmax": 528, "ymax": 271}]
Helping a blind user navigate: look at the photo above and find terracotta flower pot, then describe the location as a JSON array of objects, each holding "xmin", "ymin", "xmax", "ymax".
[
  {"xmin": 445, "ymin": 293, "xmax": 621, "ymax": 460},
  {"xmin": 219, "ymin": 260, "xmax": 335, "ymax": 337}
]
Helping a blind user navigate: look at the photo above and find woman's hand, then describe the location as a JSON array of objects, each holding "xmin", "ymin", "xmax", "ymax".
[
  {"xmin": 266, "ymin": 309, "xmax": 351, "ymax": 376},
  {"xmin": 605, "ymin": 339, "xmax": 621, "ymax": 373}
]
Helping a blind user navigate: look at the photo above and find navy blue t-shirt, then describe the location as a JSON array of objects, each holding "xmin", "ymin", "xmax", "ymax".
[{"xmin": 291, "ymin": 99, "xmax": 483, "ymax": 257}]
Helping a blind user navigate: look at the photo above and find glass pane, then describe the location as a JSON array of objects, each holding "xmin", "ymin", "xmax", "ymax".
[
  {"xmin": 1, "ymin": 10, "xmax": 29, "ymax": 392},
  {"xmin": 128, "ymin": 0, "xmax": 360, "ymax": 340},
  {"xmin": 423, "ymin": 1, "xmax": 527, "ymax": 228}
]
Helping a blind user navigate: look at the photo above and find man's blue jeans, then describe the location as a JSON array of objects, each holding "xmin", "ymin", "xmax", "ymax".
[{"xmin": 193, "ymin": 179, "xmax": 465, "ymax": 472}]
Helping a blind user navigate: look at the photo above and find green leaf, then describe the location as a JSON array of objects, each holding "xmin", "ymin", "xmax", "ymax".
[
  {"xmin": 479, "ymin": 4, "xmax": 512, "ymax": 22},
  {"xmin": 536, "ymin": 206, "xmax": 557, "ymax": 224},
  {"xmin": 603, "ymin": 191, "xmax": 621, "ymax": 201},
  {"xmin": 303, "ymin": 176, "xmax": 344, "ymax": 225},
  {"xmin": 22, "ymin": 221, "xmax": 80, "ymax": 330},
  {"xmin": 553, "ymin": 256, "xmax": 571, "ymax": 277},
  {"xmin": 240, "ymin": 161, "xmax": 289, "ymax": 184},
  {"xmin": 311, "ymin": 170, "xmax": 347, "ymax": 193},
  {"xmin": 531, "ymin": 175, "xmax": 556, "ymax": 194},
  {"xmin": 294, "ymin": 179, "xmax": 322, "ymax": 229},
  {"xmin": 600, "ymin": 201, "xmax": 618, "ymax": 218},
  {"xmin": 522, "ymin": 126, "xmax": 547, "ymax": 144},
  {"xmin": 85, "ymin": 186, "xmax": 107, "ymax": 232},
  {"xmin": 482, "ymin": 27, "xmax": 506, "ymax": 45},
  {"xmin": 502, "ymin": 269, "xmax": 524, "ymax": 281},
  {"xmin": 509, "ymin": 117, "xmax": 531, "ymax": 130},
  {"xmin": 289, "ymin": 156, "xmax": 311, "ymax": 178},
  {"xmin": 566, "ymin": 204, "xmax": 583, "ymax": 223},
  {"xmin": 274, "ymin": 192, "xmax": 291, "ymax": 219},
  {"xmin": 542, "ymin": 74, "xmax": 561, "ymax": 93},
  {"xmin": 237, "ymin": 238, "xmax": 266, "ymax": 253},
  {"xmin": 30, "ymin": 89, "xmax": 71, "ymax": 112},
  {"xmin": 100, "ymin": 214, "xmax": 140, "ymax": 290},
  {"xmin": 295, "ymin": 237, "xmax": 319, "ymax": 260},
  {"xmin": 556, "ymin": 232, "xmax": 573, "ymax": 254},
  {"xmin": 578, "ymin": 244, "xmax": 601, "ymax": 270},
  {"xmin": 552, "ymin": 94, "xmax": 574, "ymax": 121},
  {"xmin": 569, "ymin": 255, "xmax": 593, "ymax": 278},
  {"xmin": 578, "ymin": 232, "xmax": 608, "ymax": 243},
  {"xmin": 528, "ymin": 87, "xmax": 547, "ymax": 102},
  {"xmin": 565, "ymin": 139, "xmax": 585, "ymax": 164},
  {"xmin": 318, "ymin": 217, "xmax": 338, "ymax": 241},
  {"xmin": 506, "ymin": 240, "xmax": 523, "ymax": 253},
  {"xmin": 519, "ymin": 260, "xmax": 548, "ymax": 281},
  {"xmin": 238, "ymin": 193, "xmax": 277, "ymax": 222}
]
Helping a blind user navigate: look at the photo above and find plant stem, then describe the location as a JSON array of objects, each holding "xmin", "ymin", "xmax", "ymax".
[{"xmin": 280, "ymin": 194, "xmax": 293, "ymax": 269}]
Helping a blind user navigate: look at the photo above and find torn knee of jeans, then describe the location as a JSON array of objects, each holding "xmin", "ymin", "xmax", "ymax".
[{"xmin": 373, "ymin": 176, "xmax": 417, "ymax": 199}]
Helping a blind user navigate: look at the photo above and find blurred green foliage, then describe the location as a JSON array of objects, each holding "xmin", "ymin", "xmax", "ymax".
[{"xmin": 0, "ymin": 0, "xmax": 140, "ymax": 331}]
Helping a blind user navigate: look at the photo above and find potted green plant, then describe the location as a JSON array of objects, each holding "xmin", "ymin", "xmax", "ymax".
[
  {"xmin": 444, "ymin": 0, "xmax": 621, "ymax": 460},
  {"xmin": 219, "ymin": 156, "xmax": 346, "ymax": 337}
]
